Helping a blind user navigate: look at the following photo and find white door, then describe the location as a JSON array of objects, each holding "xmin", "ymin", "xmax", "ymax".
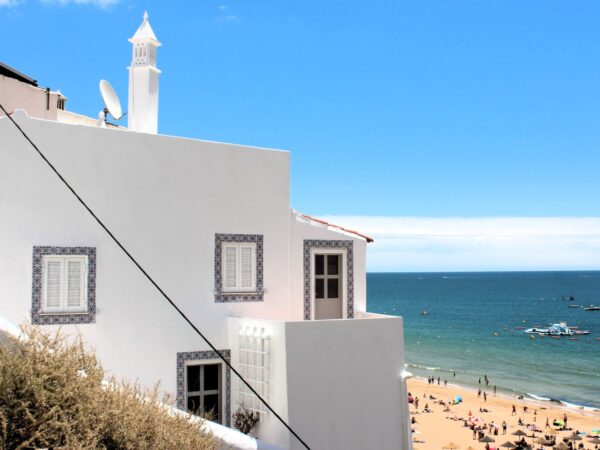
[{"xmin": 314, "ymin": 253, "xmax": 343, "ymax": 320}]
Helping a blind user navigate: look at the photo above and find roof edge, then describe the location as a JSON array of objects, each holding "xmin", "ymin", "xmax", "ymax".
[{"xmin": 297, "ymin": 213, "xmax": 374, "ymax": 243}]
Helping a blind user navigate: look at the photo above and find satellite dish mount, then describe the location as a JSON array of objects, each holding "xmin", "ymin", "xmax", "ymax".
[{"xmin": 99, "ymin": 79, "xmax": 124, "ymax": 126}]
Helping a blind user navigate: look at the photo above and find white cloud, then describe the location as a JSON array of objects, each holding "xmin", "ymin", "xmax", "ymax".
[
  {"xmin": 40, "ymin": 0, "xmax": 118, "ymax": 8},
  {"xmin": 322, "ymin": 216, "xmax": 600, "ymax": 272},
  {"xmin": 218, "ymin": 4, "xmax": 228, "ymax": 11},
  {"xmin": 0, "ymin": 0, "xmax": 21, "ymax": 7}
]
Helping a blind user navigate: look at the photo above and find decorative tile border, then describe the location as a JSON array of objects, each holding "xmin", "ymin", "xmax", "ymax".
[
  {"xmin": 31, "ymin": 246, "xmax": 97, "ymax": 325},
  {"xmin": 176, "ymin": 350, "xmax": 231, "ymax": 427},
  {"xmin": 303, "ymin": 240, "xmax": 354, "ymax": 320},
  {"xmin": 214, "ymin": 234, "xmax": 264, "ymax": 302}
]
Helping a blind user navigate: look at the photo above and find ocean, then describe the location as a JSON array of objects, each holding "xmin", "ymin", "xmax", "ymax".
[{"xmin": 366, "ymin": 271, "xmax": 600, "ymax": 409}]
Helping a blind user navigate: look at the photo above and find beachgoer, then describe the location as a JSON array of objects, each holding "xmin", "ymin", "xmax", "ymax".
[
  {"xmin": 534, "ymin": 409, "xmax": 537, "ymax": 422},
  {"xmin": 502, "ymin": 421, "xmax": 507, "ymax": 435},
  {"xmin": 479, "ymin": 377, "xmax": 481, "ymax": 384},
  {"xmin": 415, "ymin": 397, "xmax": 419, "ymax": 409},
  {"xmin": 512, "ymin": 404, "xmax": 516, "ymax": 416},
  {"xmin": 518, "ymin": 417, "xmax": 524, "ymax": 426},
  {"xmin": 453, "ymin": 371, "xmax": 456, "ymax": 377},
  {"xmin": 546, "ymin": 418, "xmax": 549, "ymax": 428},
  {"xmin": 524, "ymin": 405, "xmax": 528, "ymax": 413},
  {"xmin": 493, "ymin": 385, "xmax": 497, "ymax": 395},
  {"xmin": 444, "ymin": 379, "xmax": 447, "ymax": 386},
  {"xmin": 437, "ymin": 376, "xmax": 440, "ymax": 385},
  {"xmin": 483, "ymin": 392, "xmax": 487, "ymax": 402},
  {"xmin": 563, "ymin": 413, "xmax": 568, "ymax": 429}
]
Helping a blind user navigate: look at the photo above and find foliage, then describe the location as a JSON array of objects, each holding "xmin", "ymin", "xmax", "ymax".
[
  {"xmin": 0, "ymin": 326, "xmax": 217, "ymax": 450},
  {"xmin": 232, "ymin": 404, "xmax": 260, "ymax": 435}
]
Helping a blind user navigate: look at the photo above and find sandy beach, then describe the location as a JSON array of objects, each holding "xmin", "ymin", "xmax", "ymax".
[{"xmin": 407, "ymin": 378, "xmax": 600, "ymax": 450}]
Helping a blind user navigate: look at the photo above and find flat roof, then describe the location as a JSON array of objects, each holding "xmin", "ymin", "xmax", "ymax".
[{"xmin": 0, "ymin": 62, "xmax": 38, "ymax": 86}]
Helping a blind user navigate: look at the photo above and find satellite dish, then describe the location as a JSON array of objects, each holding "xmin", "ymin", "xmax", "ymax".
[{"xmin": 99, "ymin": 79, "xmax": 122, "ymax": 120}]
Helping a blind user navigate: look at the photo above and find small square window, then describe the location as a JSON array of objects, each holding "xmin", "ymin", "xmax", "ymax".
[{"xmin": 31, "ymin": 247, "xmax": 96, "ymax": 325}]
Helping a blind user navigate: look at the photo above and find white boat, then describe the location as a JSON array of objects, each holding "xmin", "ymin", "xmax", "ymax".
[
  {"xmin": 584, "ymin": 305, "xmax": 600, "ymax": 311},
  {"xmin": 524, "ymin": 323, "xmax": 575, "ymax": 336},
  {"xmin": 524, "ymin": 327, "xmax": 549, "ymax": 334}
]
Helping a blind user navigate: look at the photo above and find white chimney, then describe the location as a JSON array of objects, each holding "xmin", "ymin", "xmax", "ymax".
[{"xmin": 127, "ymin": 11, "xmax": 161, "ymax": 134}]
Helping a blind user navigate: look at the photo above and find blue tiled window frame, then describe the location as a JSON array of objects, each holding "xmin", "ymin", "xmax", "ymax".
[
  {"xmin": 214, "ymin": 234, "xmax": 264, "ymax": 302},
  {"xmin": 31, "ymin": 246, "xmax": 97, "ymax": 325},
  {"xmin": 303, "ymin": 240, "xmax": 354, "ymax": 320},
  {"xmin": 176, "ymin": 350, "xmax": 231, "ymax": 426}
]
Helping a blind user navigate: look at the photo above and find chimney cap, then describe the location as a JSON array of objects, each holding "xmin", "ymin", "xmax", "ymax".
[{"xmin": 130, "ymin": 11, "xmax": 160, "ymax": 44}]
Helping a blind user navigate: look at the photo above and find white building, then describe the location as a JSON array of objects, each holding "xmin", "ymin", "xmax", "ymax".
[{"xmin": 0, "ymin": 14, "xmax": 412, "ymax": 450}]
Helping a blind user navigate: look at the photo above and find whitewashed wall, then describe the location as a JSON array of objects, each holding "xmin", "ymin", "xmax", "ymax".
[
  {"xmin": 0, "ymin": 112, "xmax": 290, "ymax": 397},
  {"xmin": 0, "ymin": 76, "xmax": 63, "ymax": 121},
  {"xmin": 285, "ymin": 314, "xmax": 407, "ymax": 450},
  {"xmin": 227, "ymin": 317, "xmax": 290, "ymax": 449}
]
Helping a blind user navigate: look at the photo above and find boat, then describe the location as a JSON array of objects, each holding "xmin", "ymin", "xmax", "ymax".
[
  {"xmin": 584, "ymin": 305, "xmax": 600, "ymax": 311},
  {"xmin": 568, "ymin": 305, "xmax": 581, "ymax": 308},
  {"xmin": 420, "ymin": 310, "xmax": 429, "ymax": 316},
  {"xmin": 524, "ymin": 323, "xmax": 576, "ymax": 336},
  {"xmin": 524, "ymin": 327, "xmax": 549, "ymax": 335},
  {"xmin": 574, "ymin": 330, "xmax": 591, "ymax": 335}
]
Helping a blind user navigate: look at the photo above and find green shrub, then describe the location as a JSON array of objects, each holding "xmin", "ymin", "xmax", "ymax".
[{"xmin": 0, "ymin": 326, "xmax": 217, "ymax": 450}]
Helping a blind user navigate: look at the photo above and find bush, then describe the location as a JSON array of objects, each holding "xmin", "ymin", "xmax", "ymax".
[
  {"xmin": 0, "ymin": 326, "xmax": 217, "ymax": 450},
  {"xmin": 232, "ymin": 404, "xmax": 260, "ymax": 435}
]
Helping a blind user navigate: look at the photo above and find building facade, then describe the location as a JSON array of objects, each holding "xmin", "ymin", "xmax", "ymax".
[{"xmin": 0, "ymin": 14, "xmax": 412, "ymax": 450}]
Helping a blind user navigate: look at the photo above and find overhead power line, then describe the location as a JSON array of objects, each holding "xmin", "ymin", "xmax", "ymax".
[{"xmin": 0, "ymin": 104, "xmax": 310, "ymax": 450}]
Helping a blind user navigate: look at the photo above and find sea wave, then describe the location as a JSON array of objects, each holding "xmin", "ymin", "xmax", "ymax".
[
  {"xmin": 407, "ymin": 364, "xmax": 443, "ymax": 371},
  {"xmin": 526, "ymin": 393, "xmax": 552, "ymax": 402},
  {"xmin": 526, "ymin": 394, "xmax": 600, "ymax": 411}
]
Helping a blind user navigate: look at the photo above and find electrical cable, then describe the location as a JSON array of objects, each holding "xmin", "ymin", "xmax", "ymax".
[{"xmin": 0, "ymin": 104, "xmax": 311, "ymax": 450}]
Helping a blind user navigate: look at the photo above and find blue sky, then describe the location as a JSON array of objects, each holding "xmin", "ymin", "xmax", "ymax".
[{"xmin": 2, "ymin": 1, "xmax": 600, "ymax": 270}]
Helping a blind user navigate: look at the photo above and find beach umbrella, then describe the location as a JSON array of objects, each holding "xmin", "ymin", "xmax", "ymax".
[
  {"xmin": 499, "ymin": 441, "xmax": 516, "ymax": 448},
  {"xmin": 442, "ymin": 442, "xmax": 460, "ymax": 449},
  {"xmin": 479, "ymin": 436, "xmax": 495, "ymax": 443},
  {"xmin": 567, "ymin": 433, "xmax": 583, "ymax": 441},
  {"xmin": 588, "ymin": 437, "xmax": 600, "ymax": 445},
  {"xmin": 512, "ymin": 430, "xmax": 528, "ymax": 437},
  {"xmin": 465, "ymin": 447, "xmax": 477, "ymax": 450},
  {"xmin": 455, "ymin": 395, "xmax": 463, "ymax": 403},
  {"xmin": 535, "ymin": 437, "xmax": 553, "ymax": 446},
  {"xmin": 546, "ymin": 428, "xmax": 558, "ymax": 436}
]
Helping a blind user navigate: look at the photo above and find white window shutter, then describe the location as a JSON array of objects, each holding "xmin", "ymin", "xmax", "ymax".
[
  {"xmin": 66, "ymin": 259, "xmax": 84, "ymax": 307},
  {"xmin": 223, "ymin": 245, "xmax": 237, "ymax": 290},
  {"xmin": 45, "ymin": 260, "xmax": 62, "ymax": 308},
  {"xmin": 240, "ymin": 245, "xmax": 255, "ymax": 290}
]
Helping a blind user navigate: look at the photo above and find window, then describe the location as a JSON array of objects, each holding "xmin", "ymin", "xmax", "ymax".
[
  {"xmin": 222, "ymin": 242, "xmax": 256, "ymax": 292},
  {"xmin": 238, "ymin": 326, "xmax": 269, "ymax": 415},
  {"xmin": 31, "ymin": 246, "xmax": 96, "ymax": 325},
  {"xmin": 186, "ymin": 363, "xmax": 223, "ymax": 422},
  {"xmin": 41, "ymin": 255, "xmax": 88, "ymax": 313},
  {"xmin": 314, "ymin": 254, "xmax": 341, "ymax": 300},
  {"xmin": 177, "ymin": 350, "xmax": 231, "ymax": 426},
  {"xmin": 214, "ymin": 234, "xmax": 264, "ymax": 302}
]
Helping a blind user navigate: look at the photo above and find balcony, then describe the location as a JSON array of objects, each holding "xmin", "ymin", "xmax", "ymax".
[{"xmin": 228, "ymin": 312, "xmax": 412, "ymax": 450}]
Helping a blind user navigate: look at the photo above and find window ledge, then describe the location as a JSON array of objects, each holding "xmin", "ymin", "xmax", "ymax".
[
  {"xmin": 37, "ymin": 311, "xmax": 88, "ymax": 316},
  {"xmin": 214, "ymin": 291, "xmax": 264, "ymax": 303}
]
